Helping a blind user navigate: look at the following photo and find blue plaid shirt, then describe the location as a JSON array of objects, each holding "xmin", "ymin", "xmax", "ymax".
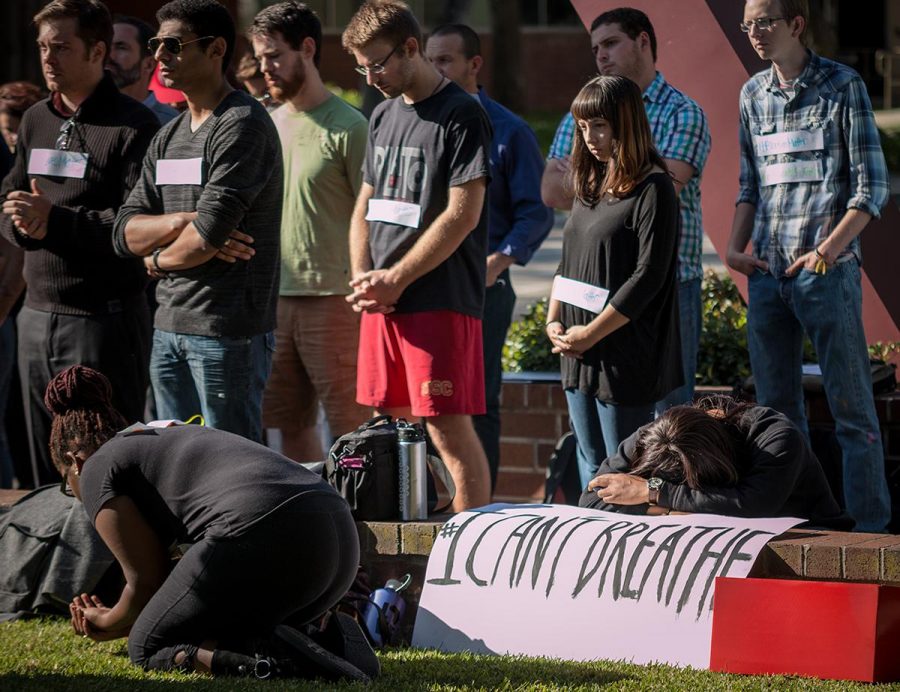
[
  {"xmin": 737, "ymin": 52, "xmax": 889, "ymax": 278},
  {"xmin": 548, "ymin": 72, "xmax": 711, "ymax": 282}
]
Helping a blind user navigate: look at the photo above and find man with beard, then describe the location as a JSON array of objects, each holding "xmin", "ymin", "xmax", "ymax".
[
  {"xmin": 108, "ymin": 16, "xmax": 179, "ymax": 125},
  {"xmin": 541, "ymin": 7, "xmax": 711, "ymax": 421},
  {"xmin": 0, "ymin": 0, "xmax": 158, "ymax": 486},
  {"xmin": 249, "ymin": 2, "xmax": 368, "ymax": 461},
  {"xmin": 342, "ymin": 1, "xmax": 493, "ymax": 511},
  {"xmin": 113, "ymin": 0, "xmax": 282, "ymax": 443}
]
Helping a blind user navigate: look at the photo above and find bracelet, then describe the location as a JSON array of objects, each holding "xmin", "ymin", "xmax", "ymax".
[
  {"xmin": 546, "ymin": 320, "xmax": 563, "ymax": 329},
  {"xmin": 152, "ymin": 247, "xmax": 169, "ymax": 276},
  {"xmin": 814, "ymin": 247, "xmax": 825, "ymax": 260}
]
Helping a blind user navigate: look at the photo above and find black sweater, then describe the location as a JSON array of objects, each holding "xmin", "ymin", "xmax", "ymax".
[
  {"xmin": 579, "ymin": 405, "xmax": 853, "ymax": 530},
  {"xmin": 0, "ymin": 74, "xmax": 159, "ymax": 315}
]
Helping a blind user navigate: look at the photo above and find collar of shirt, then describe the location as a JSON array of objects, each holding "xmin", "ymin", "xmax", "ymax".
[
  {"xmin": 47, "ymin": 72, "xmax": 119, "ymax": 121},
  {"xmin": 764, "ymin": 49, "xmax": 817, "ymax": 94},
  {"xmin": 642, "ymin": 71, "xmax": 667, "ymax": 104}
]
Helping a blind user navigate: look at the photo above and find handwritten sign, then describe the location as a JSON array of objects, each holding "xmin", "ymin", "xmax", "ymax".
[{"xmin": 412, "ymin": 504, "xmax": 802, "ymax": 668}]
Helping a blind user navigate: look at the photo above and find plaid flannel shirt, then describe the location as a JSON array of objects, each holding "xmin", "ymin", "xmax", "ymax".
[
  {"xmin": 548, "ymin": 72, "xmax": 711, "ymax": 282},
  {"xmin": 737, "ymin": 52, "xmax": 889, "ymax": 278}
]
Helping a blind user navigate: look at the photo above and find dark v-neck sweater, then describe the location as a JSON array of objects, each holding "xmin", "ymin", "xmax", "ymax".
[{"xmin": 0, "ymin": 74, "xmax": 159, "ymax": 315}]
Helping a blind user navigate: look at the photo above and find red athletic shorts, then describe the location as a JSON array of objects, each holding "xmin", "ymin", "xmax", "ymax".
[{"xmin": 356, "ymin": 310, "xmax": 485, "ymax": 417}]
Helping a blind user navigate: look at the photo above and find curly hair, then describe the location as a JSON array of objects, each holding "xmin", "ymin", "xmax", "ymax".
[
  {"xmin": 45, "ymin": 365, "xmax": 126, "ymax": 472},
  {"xmin": 0, "ymin": 82, "xmax": 45, "ymax": 118}
]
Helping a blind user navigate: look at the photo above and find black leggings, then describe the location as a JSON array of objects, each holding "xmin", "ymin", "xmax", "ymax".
[{"xmin": 127, "ymin": 492, "xmax": 359, "ymax": 671}]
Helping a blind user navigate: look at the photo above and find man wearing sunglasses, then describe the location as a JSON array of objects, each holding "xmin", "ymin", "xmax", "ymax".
[
  {"xmin": 341, "ymin": 1, "xmax": 493, "ymax": 511},
  {"xmin": 114, "ymin": 0, "xmax": 282, "ymax": 445},
  {"xmin": 0, "ymin": 0, "xmax": 159, "ymax": 488},
  {"xmin": 726, "ymin": 0, "xmax": 891, "ymax": 532}
]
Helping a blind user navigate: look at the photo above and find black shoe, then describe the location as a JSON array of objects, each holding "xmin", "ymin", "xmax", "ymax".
[
  {"xmin": 273, "ymin": 623, "xmax": 371, "ymax": 683},
  {"xmin": 312, "ymin": 612, "xmax": 381, "ymax": 679}
]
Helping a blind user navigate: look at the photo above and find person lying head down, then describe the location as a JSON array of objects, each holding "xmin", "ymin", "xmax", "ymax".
[
  {"xmin": 579, "ymin": 396, "xmax": 853, "ymax": 530},
  {"xmin": 46, "ymin": 364, "xmax": 379, "ymax": 682}
]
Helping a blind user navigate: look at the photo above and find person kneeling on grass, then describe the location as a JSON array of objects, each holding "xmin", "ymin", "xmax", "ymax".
[
  {"xmin": 46, "ymin": 364, "xmax": 379, "ymax": 681},
  {"xmin": 579, "ymin": 396, "xmax": 853, "ymax": 530}
]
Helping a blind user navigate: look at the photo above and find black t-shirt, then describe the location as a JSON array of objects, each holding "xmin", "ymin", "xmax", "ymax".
[
  {"xmin": 557, "ymin": 172, "xmax": 682, "ymax": 404},
  {"xmin": 579, "ymin": 405, "xmax": 853, "ymax": 530},
  {"xmin": 79, "ymin": 426, "xmax": 337, "ymax": 547},
  {"xmin": 363, "ymin": 81, "xmax": 491, "ymax": 317}
]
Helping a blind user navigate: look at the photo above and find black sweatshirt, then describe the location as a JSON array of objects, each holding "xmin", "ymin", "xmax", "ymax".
[
  {"xmin": 0, "ymin": 74, "xmax": 159, "ymax": 315},
  {"xmin": 579, "ymin": 405, "xmax": 853, "ymax": 530}
]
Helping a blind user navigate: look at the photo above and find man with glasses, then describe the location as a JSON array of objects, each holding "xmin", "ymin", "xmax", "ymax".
[
  {"xmin": 727, "ymin": 0, "xmax": 891, "ymax": 532},
  {"xmin": 541, "ymin": 7, "xmax": 711, "ymax": 423},
  {"xmin": 248, "ymin": 2, "xmax": 368, "ymax": 461},
  {"xmin": 108, "ymin": 15, "xmax": 179, "ymax": 125},
  {"xmin": 341, "ymin": 1, "xmax": 493, "ymax": 511},
  {"xmin": 0, "ymin": 0, "xmax": 159, "ymax": 487},
  {"xmin": 113, "ymin": 0, "xmax": 282, "ymax": 444},
  {"xmin": 425, "ymin": 23, "xmax": 553, "ymax": 493}
]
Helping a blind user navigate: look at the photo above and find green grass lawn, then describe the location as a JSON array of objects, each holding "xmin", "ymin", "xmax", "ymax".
[{"xmin": 2, "ymin": 618, "xmax": 898, "ymax": 691}]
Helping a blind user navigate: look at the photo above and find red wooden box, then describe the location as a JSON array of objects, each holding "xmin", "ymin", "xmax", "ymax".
[{"xmin": 710, "ymin": 577, "xmax": 900, "ymax": 682}]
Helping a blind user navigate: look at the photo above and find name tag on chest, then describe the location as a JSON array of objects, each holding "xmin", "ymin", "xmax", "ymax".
[
  {"xmin": 552, "ymin": 276, "xmax": 609, "ymax": 314},
  {"xmin": 753, "ymin": 129, "xmax": 823, "ymax": 157},
  {"xmin": 759, "ymin": 159, "xmax": 824, "ymax": 186},
  {"xmin": 156, "ymin": 157, "xmax": 203, "ymax": 185},
  {"xmin": 27, "ymin": 149, "xmax": 89, "ymax": 179},
  {"xmin": 365, "ymin": 199, "xmax": 422, "ymax": 229}
]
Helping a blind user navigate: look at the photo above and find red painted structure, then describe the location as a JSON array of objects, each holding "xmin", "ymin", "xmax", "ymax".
[{"xmin": 569, "ymin": 0, "xmax": 899, "ymax": 347}]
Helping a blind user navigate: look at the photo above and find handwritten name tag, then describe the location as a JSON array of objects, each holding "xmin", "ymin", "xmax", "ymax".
[
  {"xmin": 551, "ymin": 276, "xmax": 609, "ymax": 314},
  {"xmin": 366, "ymin": 199, "xmax": 422, "ymax": 229},
  {"xmin": 156, "ymin": 157, "xmax": 203, "ymax": 185},
  {"xmin": 27, "ymin": 149, "xmax": 89, "ymax": 179},
  {"xmin": 753, "ymin": 129, "xmax": 824, "ymax": 157},
  {"xmin": 759, "ymin": 159, "xmax": 824, "ymax": 187}
]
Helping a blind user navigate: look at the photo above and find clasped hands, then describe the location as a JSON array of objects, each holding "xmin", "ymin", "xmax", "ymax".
[
  {"xmin": 69, "ymin": 593, "xmax": 129, "ymax": 642},
  {"xmin": 2, "ymin": 178, "xmax": 50, "ymax": 240},
  {"xmin": 346, "ymin": 269, "xmax": 403, "ymax": 314},
  {"xmin": 546, "ymin": 321, "xmax": 595, "ymax": 358}
]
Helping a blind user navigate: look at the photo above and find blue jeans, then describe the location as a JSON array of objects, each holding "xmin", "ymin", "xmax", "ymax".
[
  {"xmin": 565, "ymin": 388, "xmax": 654, "ymax": 489},
  {"xmin": 747, "ymin": 262, "xmax": 890, "ymax": 532},
  {"xmin": 150, "ymin": 330, "xmax": 274, "ymax": 443},
  {"xmin": 655, "ymin": 277, "xmax": 701, "ymax": 413}
]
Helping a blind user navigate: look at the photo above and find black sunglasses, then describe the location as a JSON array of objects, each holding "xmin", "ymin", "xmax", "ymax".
[
  {"xmin": 148, "ymin": 35, "xmax": 214, "ymax": 55},
  {"xmin": 55, "ymin": 117, "xmax": 76, "ymax": 151}
]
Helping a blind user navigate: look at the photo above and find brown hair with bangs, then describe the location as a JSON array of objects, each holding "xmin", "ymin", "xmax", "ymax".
[
  {"xmin": 569, "ymin": 75, "xmax": 667, "ymax": 206},
  {"xmin": 341, "ymin": 0, "xmax": 422, "ymax": 53}
]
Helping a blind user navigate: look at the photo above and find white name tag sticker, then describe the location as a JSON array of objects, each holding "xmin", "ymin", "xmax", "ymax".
[
  {"xmin": 551, "ymin": 276, "xmax": 609, "ymax": 314},
  {"xmin": 156, "ymin": 157, "xmax": 203, "ymax": 185},
  {"xmin": 753, "ymin": 129, "xmax": 824, "ymax": 157},
  {"xmin": 759, "ymin": 159, "xmax": 824, "ymax": 187},
  {"xmin": 365, "ymin": 199, "xmax": 422, "ymax": 229},
  {"xmin": 27, "ymin": 149, "xmax": 88, "ymax": 179}
]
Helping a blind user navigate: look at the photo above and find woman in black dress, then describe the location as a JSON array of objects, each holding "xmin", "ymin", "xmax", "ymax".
[
  {"xmin": 47, "ymin": 365, "xmax": 377, "ymax": 681},
  {"xmin": 546, "ymin": 75, "xmax": 682, "ymax": 489}
]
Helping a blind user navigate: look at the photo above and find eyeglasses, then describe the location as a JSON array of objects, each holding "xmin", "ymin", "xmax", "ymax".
[
  {"xmin": 740, "ymin": 16, "xmax": 786, "ymax": 32},
  {"xmin": 55, "ymin": 116, "xmax": 75, "ymax": 151},
  {"xmin": 354, "ymin": 43, "xmax": 401, "ymax": 76},
  {"xmin": 148, "ymin": 35, "xmax": 214, "ymax": 55},
  {"xmin": 59, "ymin": 469, "xmax": 75, "ymax": 497}
]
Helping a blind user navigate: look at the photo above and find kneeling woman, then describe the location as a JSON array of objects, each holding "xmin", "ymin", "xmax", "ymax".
[
  {"xmin": 546, "ymin": 75, "xmax": 682, "ymax": 490},
  {"xmin": 47, "ymin": 365, "xmax": 374, "ymax": 680},
  {"xmin": 580, "ymin": 396, "xmax": 852, "ymax": 530}
]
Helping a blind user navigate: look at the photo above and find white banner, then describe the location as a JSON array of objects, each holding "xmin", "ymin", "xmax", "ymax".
[{"xmin": 412, "ymin": 504, "xmax": 802, "ymax": 668}]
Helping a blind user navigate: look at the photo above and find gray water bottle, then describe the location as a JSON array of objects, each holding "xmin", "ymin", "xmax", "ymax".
[{"xmin": 397, "ymin": 421, "xmax": 427, "ymax": 520}]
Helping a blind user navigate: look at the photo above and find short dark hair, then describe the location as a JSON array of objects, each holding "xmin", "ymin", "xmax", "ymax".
[
  {"xmin": 34, "ymin": 0, "xmax": 114, "ymax": 59},
  {"xmin": 590, "ymin": 7, "xmax": 657, "ymax": 62},
  {"xmin": 429, "ymin": 23, "xmax": 481, "ymax": 59},
  {"xmin": 342, "ymin": 0, "xmax": 422, "ymax": 54},
  {"xmin": 775, "ymin": 0, "xmax": 810, "ymax": 46},
  {"xmin": 113, "ymin": 15, "xmax": 155, "ymax": 59},
  {"xmin": 248, "ymin": 1, "xmax": 322, "ymax": 68},
  {"xmin": 156, "ymin": 0, "xmax": 235, "ymax": 73}
]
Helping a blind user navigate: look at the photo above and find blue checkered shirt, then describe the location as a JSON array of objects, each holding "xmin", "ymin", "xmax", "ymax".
[
  {"xmin": 548, "ymin": 72, "xmax": 711, "ymax": 282},
  {"xmin": 737, "ymin": 52, "xmax": 889, "ymax": 278}
]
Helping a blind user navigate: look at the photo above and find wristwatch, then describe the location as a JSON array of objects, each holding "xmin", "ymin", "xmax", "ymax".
[{"xmin": 647, "ymin": 477, "xmax": 663, "ymax": 506}]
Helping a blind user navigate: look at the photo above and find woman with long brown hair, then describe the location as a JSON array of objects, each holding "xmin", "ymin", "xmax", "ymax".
[
  {"xmin": 546, "ymin": 75, "xmax": 682, "ymax": 490},
  {"xmin": 46, "ymin": 365, "xmax": 377, "ymax": 681}
]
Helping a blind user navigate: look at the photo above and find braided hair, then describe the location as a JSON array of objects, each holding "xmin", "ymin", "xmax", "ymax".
[{"xmin": 45, "ymin": 365, "xmax": 127, "ymax": 471}]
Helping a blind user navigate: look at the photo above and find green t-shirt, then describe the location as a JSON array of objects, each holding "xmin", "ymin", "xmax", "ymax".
[{"xmin": 271, "ymin": 94, "xmax": 367, "ymax": 295}]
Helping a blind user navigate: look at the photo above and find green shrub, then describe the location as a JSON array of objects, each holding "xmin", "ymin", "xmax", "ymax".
[
  {"xmin": 697, "ymin": 270, "xmax": 751, "ymax": 387},
  {"xmin": 502, "ymin": 298, "xmax": 559, "ymax": 373}
]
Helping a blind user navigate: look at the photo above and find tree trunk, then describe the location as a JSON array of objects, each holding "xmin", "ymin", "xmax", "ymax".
[{"xmin": 489, "ymin": 0, "xmax": 524, "ymax": 113}]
